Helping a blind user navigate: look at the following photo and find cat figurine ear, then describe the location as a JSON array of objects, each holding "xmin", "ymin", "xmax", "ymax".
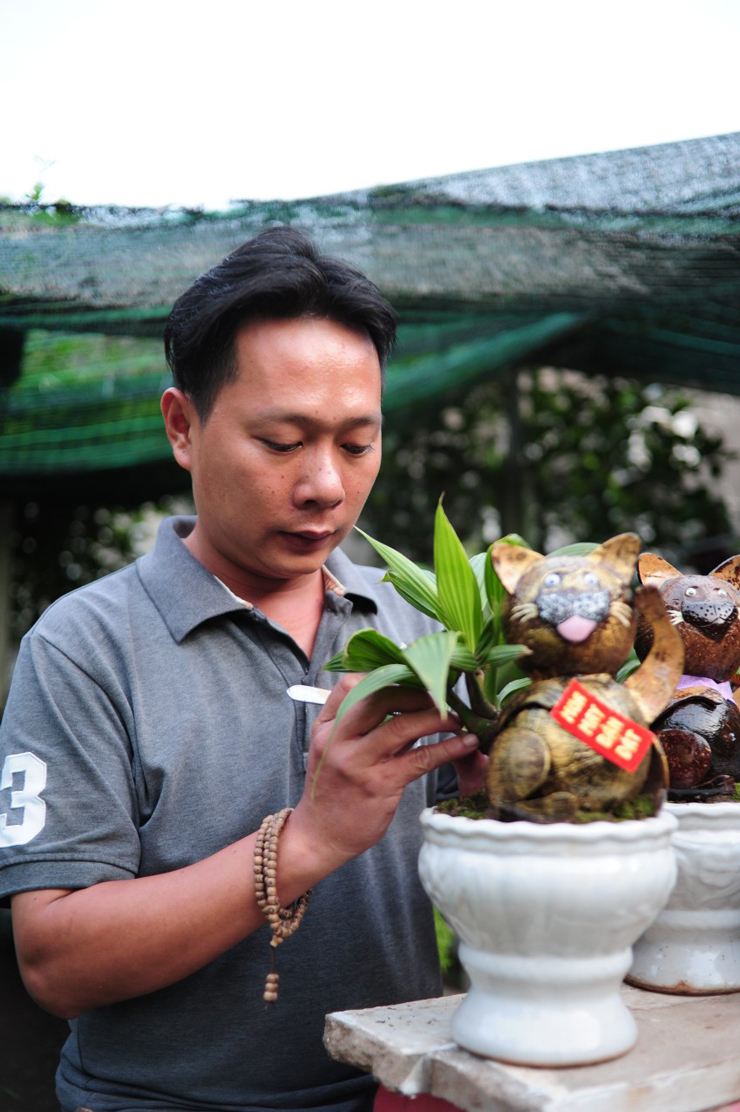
[
  {"xmin": 637, "ymin": 553, "xmax": 681, "ymax": 588},
  {"xmin": 490, "ymin": 545, "xmax": 545, "ymax": 596},
  {"xmin": 708, "ymin": 554, "xmax": 740, "ymax": 592},
  {"xmin": 586, "ymin": 533, "xmax": 641, "ymax": 583}
]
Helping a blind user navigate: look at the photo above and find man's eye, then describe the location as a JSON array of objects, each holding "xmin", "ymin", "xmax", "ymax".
[
  {"xmin": 343, "ymin": 443, "xmax": 374, "ymax": 456},
  {"xmin": 260, "ymin": 439, "xmax": 301, "ymax": 453}
]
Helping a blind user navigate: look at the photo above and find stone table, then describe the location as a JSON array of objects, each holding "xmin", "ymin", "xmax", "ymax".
[{"xmin": 324, "ymin": 986, "xmax": 740, "ymax": 1112}]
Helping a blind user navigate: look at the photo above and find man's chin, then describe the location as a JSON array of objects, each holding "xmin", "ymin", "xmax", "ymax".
[{"xmin": 249, "ymin": 538, "xmax": 335, "ymax": 582}]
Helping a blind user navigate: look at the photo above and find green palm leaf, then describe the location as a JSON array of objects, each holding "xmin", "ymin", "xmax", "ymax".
[
  {"xmin": 325, "ymin": 629, "xmax": 408, "ymax": 672},
  {"xmin": 498, "ymin": 677, "xmax": 532, "ymax": 705},
  {"xmin": 331, "ymin": 663, "xmax": 422, "ymax": 729},
  {"xmin": 433, "ymin": 500, "xmax": 482, "ymax": 651},
  {"xmin": 477, "ymin": 643, "xmax": 531, "ymax": 668},
  {"xmin": 384, "ymin": 570, "xmax": 439, "ymax": 622},
  {"xmin": 475, "ymin": 617, "xmax": 498, "ymax": 658},
  {"xmin": 550, "ymin": 541, "xmax": 598, "ymax": 556},
  {"xmin": 616, "ymin": 653, "xmax": 640, "ymax": 683},
  {"xmin": 470, "ymin": 552, "xmax": 492, "ymax": 620},
  {"xmin": 355, "ymin": 527, "xmax": 441, "ymax": 620},
  {"xmin": 450, "ymin": 644, "xmax": 479, "ymax": 672},
  {"xmin": 484, "ymin": 543, "xmax": 506, "ymax": 615},
  {"xmin": 402, "ymin": 631, "xmax": 461, "ymax": 715}
]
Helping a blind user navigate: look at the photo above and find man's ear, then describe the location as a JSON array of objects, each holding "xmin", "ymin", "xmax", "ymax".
[{"xmin": 161, "ymin": 388, "xmax": 196, "ymax": 472}]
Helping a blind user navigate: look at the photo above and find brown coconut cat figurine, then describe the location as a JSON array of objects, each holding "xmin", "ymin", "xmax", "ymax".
[
  {"xmin": 635, "ymin": 553, "xmax": 740, "ymax": 801},
  {"xmin": 485, "ymin": 533, "xmax": 684, "ymax": 822}
]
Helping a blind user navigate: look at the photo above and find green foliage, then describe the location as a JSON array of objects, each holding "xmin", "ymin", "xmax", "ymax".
[
  {"xmin": 434, "ymin": 907, "xmax": 460, "ymax": 981},
  {"xmin": 325, "ymin": 503, "xmax": 532, "ymax": 749},
  {"xmin": 364, "ymin": 369, "xmax": 736, "ymax": 570},
  {"xmin": 571, "ymin": 792, "xmax": 658, "ymax": 823},
  {"xmin": 433, "ymin": 500, "xmax": 483, "ymax": 651},
  {"xmin": 354, "ymin": 527, "xmax": 439, "ymax": 620}
]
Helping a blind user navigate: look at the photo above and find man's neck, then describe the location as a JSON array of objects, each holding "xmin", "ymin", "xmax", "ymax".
[
  {"xmin": 183, "ymin": 531, "xmax": 328, "ymax": 657},
  {"xmin": 243, "ymin": 571, "xmax": 327, "ymax": 659}
]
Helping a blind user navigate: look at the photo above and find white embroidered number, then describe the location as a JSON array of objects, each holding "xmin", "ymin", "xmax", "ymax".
[{"xmin": 0, "ymin": 753, "xmax": 47, "ymax": 847}]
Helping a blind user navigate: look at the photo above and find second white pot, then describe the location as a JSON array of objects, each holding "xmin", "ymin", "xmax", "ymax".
[{"xmin": 629, "ymin": 800, "xmax": 740, "ymax": 994}]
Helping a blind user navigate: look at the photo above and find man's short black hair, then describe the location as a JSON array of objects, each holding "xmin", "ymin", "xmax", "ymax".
[{"xmin": 164, "ymin": 225, "xmax": 397, "ymax": 419}]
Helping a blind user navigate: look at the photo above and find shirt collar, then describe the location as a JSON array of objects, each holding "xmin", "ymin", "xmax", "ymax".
[
  {"xmin": 137, "ymin": 516, "xmax": 378, "ymax": 644},
  {"xmin": 325, "ymin": 545, "xmax": 381, "ymax": 614}
]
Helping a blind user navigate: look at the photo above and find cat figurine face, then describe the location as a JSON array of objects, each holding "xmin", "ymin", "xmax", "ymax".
[
  {"xmin": 493, "ymin": 533, "xmax": 640, "ymax": 681},
  {"xmin": 636, "ymin": 553, "xmax": 740, "ymax": 684}
]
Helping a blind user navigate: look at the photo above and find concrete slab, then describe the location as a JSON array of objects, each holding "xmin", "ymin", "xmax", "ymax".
[{"xmin": 324, "ymin": 986, "xmax": 740, "ymax": 1112}]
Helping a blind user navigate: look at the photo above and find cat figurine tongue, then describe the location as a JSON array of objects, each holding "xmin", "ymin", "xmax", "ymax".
[
  {"xmin": 485, "ymin": 533, "xmax": 684, "ymax": 822},
  {"xmin": 636, "ymin": 553, "xmax": 740, "ymax": 801},
  {"xmin": 557, "ymin": 615, "xmax": 598, "ymax": 643}
]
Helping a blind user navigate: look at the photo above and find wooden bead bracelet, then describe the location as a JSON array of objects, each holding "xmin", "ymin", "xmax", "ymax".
[{"xmin": 254, "ymin": 808, "xmax": 312, "ymax": 1002}]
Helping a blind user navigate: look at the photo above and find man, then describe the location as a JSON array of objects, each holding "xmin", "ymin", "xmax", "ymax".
[{"xmin": 0, "ymin": 227, "xmax": 484, "ymax": 1112}]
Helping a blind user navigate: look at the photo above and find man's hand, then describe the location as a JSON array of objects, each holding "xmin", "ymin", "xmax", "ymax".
[{"xmin": 285, "ymin": 675, "xmax": 480, "ymax": 875}]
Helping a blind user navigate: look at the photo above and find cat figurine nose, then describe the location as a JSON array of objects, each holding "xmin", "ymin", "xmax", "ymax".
[{"xmin": 683, "ymin": 597, "xmax": 736, "ymax": 640}]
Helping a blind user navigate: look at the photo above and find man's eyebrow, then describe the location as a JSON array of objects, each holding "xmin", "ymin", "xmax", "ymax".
[{"xmin": 252, "ymin": 409, "xmax": 383, "ymax": 429}]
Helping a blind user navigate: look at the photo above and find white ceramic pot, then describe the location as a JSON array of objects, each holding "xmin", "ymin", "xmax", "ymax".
[
  {"xmin": 629, "ymin": 800, "xmax": 740, "ymax": 994},
  {"xmin": 418, "ymin": 807, "xmax": 677, "ymax": 1067}
]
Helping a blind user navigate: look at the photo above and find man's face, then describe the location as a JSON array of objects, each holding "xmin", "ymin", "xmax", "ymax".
[{"xmin": 163, "ymin": 316, "xmax": 383, "ymax": 589}]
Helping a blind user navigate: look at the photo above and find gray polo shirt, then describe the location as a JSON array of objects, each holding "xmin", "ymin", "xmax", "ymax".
[{"xmin": 0, "ymin": 517, "xmax": 452, "ymax": 1112}]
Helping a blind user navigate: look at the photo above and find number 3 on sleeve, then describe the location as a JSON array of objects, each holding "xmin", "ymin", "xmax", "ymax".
[{"xmin": 0, "ymin": 753, "xmax": 48, "ymax": 847}]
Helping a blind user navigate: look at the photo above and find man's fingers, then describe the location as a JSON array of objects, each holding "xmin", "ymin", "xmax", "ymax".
[
  {"xmin": 313, "ymin": 674, "xmax": 363, "ymax": 722},
  {"xmin": 396, "ymin": 732, "xmax": 480, "ymax": 779},
  {"xmin": 314, "ymin": 675, "xmax": 435, "ymax": 736}
]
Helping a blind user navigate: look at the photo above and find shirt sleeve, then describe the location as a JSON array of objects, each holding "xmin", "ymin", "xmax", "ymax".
[{"xmin": 0, "ymin": 630, "xmax": 142, "ymax": 898}]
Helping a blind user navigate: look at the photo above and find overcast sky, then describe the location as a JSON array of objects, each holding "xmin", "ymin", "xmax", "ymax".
[{"xmin": 3, "ymin": 0, "xmax": 739, "ymax": 209}]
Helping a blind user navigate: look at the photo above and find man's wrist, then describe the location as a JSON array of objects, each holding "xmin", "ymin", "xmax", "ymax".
[{"xmin": 274, "ymin": 804, "xmax": 348, "ymax": 899}]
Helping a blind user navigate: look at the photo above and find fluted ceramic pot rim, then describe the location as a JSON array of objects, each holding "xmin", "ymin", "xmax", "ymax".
[
  {"xmin": 420, "ymin": 806, "xmax": 677, "ymax": 854},
  {"xmin": 665, "ymin": 799, "xmax": 740, "ymax": 824}
]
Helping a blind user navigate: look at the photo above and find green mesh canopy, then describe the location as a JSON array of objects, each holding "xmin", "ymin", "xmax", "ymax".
[{"xmin": 1, "ymin": 132, "xmax": 738, "ymax": 501}]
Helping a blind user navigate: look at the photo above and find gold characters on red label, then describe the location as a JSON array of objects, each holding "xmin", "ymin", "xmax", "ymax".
[{"xmin": 550, "ymin": 679, "xmax": 654, "ymax": 773}]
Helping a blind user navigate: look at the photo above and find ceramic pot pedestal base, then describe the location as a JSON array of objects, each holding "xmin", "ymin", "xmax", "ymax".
[{"xmin": 451, "ymin": 946, "xmax": 637, "ymax": 1065}]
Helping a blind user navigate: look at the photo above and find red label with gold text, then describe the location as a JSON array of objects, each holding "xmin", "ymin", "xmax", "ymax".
[{"xmin": 550, "ymin": 678, "xmax": 655, "ymax": 773}]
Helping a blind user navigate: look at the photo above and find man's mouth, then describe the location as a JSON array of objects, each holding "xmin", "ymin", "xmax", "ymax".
[
  {"xmin": 290, "ymin": 529, "xmax": 334, "ymax": 540},
  {"xmin": 280, "ymin": 529, "xmax": 336, "ymax": 550}
]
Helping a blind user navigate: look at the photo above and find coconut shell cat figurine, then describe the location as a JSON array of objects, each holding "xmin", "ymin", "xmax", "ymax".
[
  {"xmin": 485, "ymin": 533, "xmax": 684, "ymax": 823},
  {"xmin": 635, "ymin": 553, "xmax": 740, "ymax": 801}
]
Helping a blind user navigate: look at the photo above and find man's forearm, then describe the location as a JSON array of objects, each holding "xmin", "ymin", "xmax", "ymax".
[{"xmin": 11, "ymin": 815, "xmax": 336, "ymax": 1019}]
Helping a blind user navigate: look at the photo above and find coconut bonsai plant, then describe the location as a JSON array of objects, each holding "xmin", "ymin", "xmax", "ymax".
[
  {"xmin": 628, "ymin": 553, "xmax": 740, "ymax": 994},
  {"xmin": 326, "ymin": 501, "xmax": 684, "ymax": 823},
  {"xmin": 323, "ymin": 503, "xmax": 685, "ymax": 1066}
]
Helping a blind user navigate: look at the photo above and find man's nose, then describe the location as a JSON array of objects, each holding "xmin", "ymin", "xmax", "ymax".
[{"xmin": 294, "ymin": 450, "xmax": 344, "ymax": 507}]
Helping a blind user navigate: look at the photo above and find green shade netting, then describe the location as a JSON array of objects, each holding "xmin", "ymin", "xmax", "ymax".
[{"xmin": 1, "ymin": 131, "xmax": 738, "ymax": 499}]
